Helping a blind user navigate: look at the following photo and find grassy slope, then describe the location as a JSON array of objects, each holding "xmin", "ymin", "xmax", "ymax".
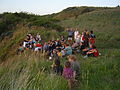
[
  {"xmin": 0, "ymin": 25, "xmax": 60, "ymax": 62},
  {"xmin": 0, "ymin": 7, "xmax": 120, "ymax": 90},
  {"xmin": 53, "ymin": 6, "xmax": 113, "ymax": 20},
  {"xmin": 58, "ymin": 8, "xmax": 120, "ymax": 49},
  {"xmin": 0, "ymin": 49, "xmax": 120, "ymax": 90}
]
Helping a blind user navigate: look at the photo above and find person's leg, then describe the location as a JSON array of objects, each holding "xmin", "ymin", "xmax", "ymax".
[
  {"xmin": 87, "ymin": 53, "xmax": 94, "ymax": 57},
  {"xmin": 68, "ymin": 79, "xmax": 73, "ymax": 90},
  {"xmin": 82, "ymin": 51, "xmax": 88, "ymax": 55}
]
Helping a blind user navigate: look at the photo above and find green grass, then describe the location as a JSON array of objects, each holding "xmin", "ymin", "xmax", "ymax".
[
  {"xmin": 0, "ymin": 51, "xmax": 68, "ymax": 90},
  {"xmin": 0, "ymin": 49, "xmax": 120, "ymax": 90},
  {"xmin": 78, "ymin": 49, "xmax": 120, "ymax": 90},
  {"xmin": 0, "ymin": 25, "xmax": 63, "ymax": 62}
]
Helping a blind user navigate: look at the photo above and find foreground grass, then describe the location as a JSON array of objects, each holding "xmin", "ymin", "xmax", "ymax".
[
  {"xmin": 0, "ymin": 51, "xmax": 67, "ymax": 90},
  {"xmin": 0, "ymin": 49, "xmax": 120, "ymax": 90},
  {"xmin": 77, "ymin": 49, "xmax": 120, "ymax": 90}
]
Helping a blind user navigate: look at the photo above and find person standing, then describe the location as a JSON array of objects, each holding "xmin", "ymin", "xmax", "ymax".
[{"xmin": 68, "ymin": 55, "xmax": 80, "ymax": 80}]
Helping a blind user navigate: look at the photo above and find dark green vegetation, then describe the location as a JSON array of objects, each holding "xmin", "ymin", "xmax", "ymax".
[{"xmin": 0, "ymin": 6, "xmax": 120, "ymax": 90}]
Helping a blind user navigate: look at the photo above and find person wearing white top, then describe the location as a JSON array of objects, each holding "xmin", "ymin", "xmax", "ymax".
[
  {"xmin": 75, "ymin": 34, "xmax": 81, "ymax": 44},
  {"xmin": 36, "ymin": 34, "xmax": 41, "ymax": 42},
  {"xmin": 74, "ymin": 30, "xmax": 79, "ymax": 40}
]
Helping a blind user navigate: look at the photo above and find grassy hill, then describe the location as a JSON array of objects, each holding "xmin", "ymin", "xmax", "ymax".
[
  {"xmin": 53, "ymin": 6, "xmax": 114, "ymax": 20},
  {"xmin": 0, "ymin": 6, "xmax": 120, "ymax": 90},
  {"xmin": 57, "ymin": 7, "xmax": 120, "ymax": 49}
]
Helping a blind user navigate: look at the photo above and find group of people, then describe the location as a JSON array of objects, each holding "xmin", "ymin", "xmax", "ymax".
[
  {"xmin": 66, "ymin": 28, "xmax": 98, "ymax": 58},
  {"xmin": 17, "ymin": 28, "xmax": 99, "ymax": 90}
]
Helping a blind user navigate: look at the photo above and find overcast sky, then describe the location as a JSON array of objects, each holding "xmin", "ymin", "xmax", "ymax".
[{"xmin": 0, "ymin": 0, "xmax": 119, "ymax": 15}]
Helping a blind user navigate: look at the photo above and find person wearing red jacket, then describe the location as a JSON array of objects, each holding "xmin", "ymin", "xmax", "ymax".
[
  {"xmin": 89, "ymin": 36, "xmax": 95, "ymax": 45},
  {"xmin": 86, "ymin": 45, "xmax": 99, "ymax": 57},
  {"xmin": 34, "ymin": 43, "xmax": 42, "ymax": 52}
]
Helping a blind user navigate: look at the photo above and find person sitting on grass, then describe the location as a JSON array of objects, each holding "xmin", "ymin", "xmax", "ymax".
[
  {"xmin": 89, "ymin": 35, "xmax": 95, "ymax": 46},
  {"xmin": 23, "ymin": 40, "xmax": 28, "ymax": 48},
  {"xmin": 75, "ymin": 33, "xmax": 81, "ymax": 44},
  {"xmin": 72, "ymin": 41, "xmax": 79, "ymax": 50},
  {"xmin": 84, "ymin": 45, "xmax": 99, "ymax": 58},
  {"xmin": 52, "ymin": 49, "xmax": 59, "ymax": 61},
  {"xmin": 61, "ymin": 48, "xmax": 66, "ymax": 57},
  {"xmin": 57, "ymin": 49, "xmax": 62, "ymax": 58},
  {"xmin": 60, "ymin": 35, "xmax": 65, "ymax": 42},
  {"xmin": 51, "ymin": 59, "xmax": 63, "ymax": 75},
  {"xmin": 80, "ymin": 32, "xmax": 85, "ymax": 43},
  {"xmin": 68, "ymin": 55, "xmax": 80, "ymax": 80},
  {"xmin": 64, "ymin": 44, "xmax": 72, "ymax": 55},
  {"xmin": 74, "ymin": 28, "xmax": 79, "ymax": 41},
  {"xmin": 36, "ymin": 33, "xmax": 41, "ymax": 42},
  {"xmin": 90, "ymin": 30, "xmax": 96, "ymax": 38},
  {"xmin": 72, "ymin": 41, "xmax": 79, "ymax": 54},
  {"xmin": 43, "ymin": 42, "xmax": 49, "ymax": 53},
  {"xmin": 80, "ymin": 42, "xmax": 86, "ymax": 52},
  {"xmin": 82, "ymin": 44, "xmax": 93, "ymax": 55},
  {"xmin": 62, "ymin": 61, "xmax": 74, "ymax": 90},
  {"xmin": 34, "ymin": 42, "xmax": 42, "ymax": 52},
  {"xmin": 84, "ymin": 30, "xmax": 89, "ymax": 47}
]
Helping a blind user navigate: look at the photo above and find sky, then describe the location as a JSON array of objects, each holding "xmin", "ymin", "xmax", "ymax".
[{"xmin": 0, "ymin": 0, "xmax": 120, "ymax": 15}]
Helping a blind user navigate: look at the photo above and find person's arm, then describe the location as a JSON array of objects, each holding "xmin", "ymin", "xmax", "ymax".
[
  {"xmin": 73, "ymin": 71, "xmax": 76, "ymax": 81},
  {"xmin": 87, "ymin": 49, "xmax": 95, "ymax": 54},
  {"xmin": 82, "ymin": 48, "xmax": 89, "ymax": 51},
  {"xmin": 87, "ymin": 51, "xmax": 93, "ymax": 54}
]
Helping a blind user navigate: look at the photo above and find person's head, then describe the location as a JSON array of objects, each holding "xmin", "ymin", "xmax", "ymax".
[
  {"xmin": 44, "ymin": 42, "xmax": 47, "ymax": 45},
  {"xmin": 58, "ymin": 49, "xmax": 61, "ymax": 52},
  {"xmin": 28, "ymin": 33, "xmax": 32, "ymax": 36},
  {"xmin": 65, "ymin": 44, "xmax": 69, "ymax": 47},
  {"xmin": 90, "ymin": 31, "xmax": 93, "ymax": 34},
  {"xmin": 89, "ymin": 44, "xmax": 93, "ymax": 48},
  {"xmin": 70, "ymin": 28, "xmax": 73, "ymax": 31},
  {"xmin": 61, "ymin": 35, "xmax": 64, "ymax": 38},
  {"xmin": 49, "ymin": 40, "xmax": 52, "ymax": 42},
  {"xmin": 66, "ymin": 28, "xmax": 69, "ymax": 31},
  {"xmin": 67, "ymin": 55, "xmax": 76, "ymax": 62},
  {"xmin": 76, "ymin": 28, "xmax": 78, "ymax": 30},
  {"xmin": 80, "ymin": 42, "xmax": 84, "ymax": 45},
  {"xmin": 53, "ymin": 49, "xmax": 57, "ymax": 54},
  {"xmin": 64, "ymin": 61, "xmax": 71, "ymax": 68},
  {"xmin": 27, "ymin": 35, "xmax": 30, "ymax": 38},
  {"xmin": 56, "ymin": 50, "xmax": 60, "ymax": 53},
  {"xmin": 86, "ymin": 31, "xmax": 89, "ymax": 35},
  {"xmin": 82, "ymin": 32, "xmax": 85, "ymax": 36},
  {"xmin": 84, "ymin": 29, "xmax": 87, "ymax": 32}
]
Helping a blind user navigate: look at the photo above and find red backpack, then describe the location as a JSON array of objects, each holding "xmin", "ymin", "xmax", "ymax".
[{"xmin": 93, "ymin": 49, "xmax": 99, "ymax": 57}]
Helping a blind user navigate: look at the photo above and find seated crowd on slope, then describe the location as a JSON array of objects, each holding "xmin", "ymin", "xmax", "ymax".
[{"xmin": 17, "ymin": 28, "xmax": 99, "ymax": 89}]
